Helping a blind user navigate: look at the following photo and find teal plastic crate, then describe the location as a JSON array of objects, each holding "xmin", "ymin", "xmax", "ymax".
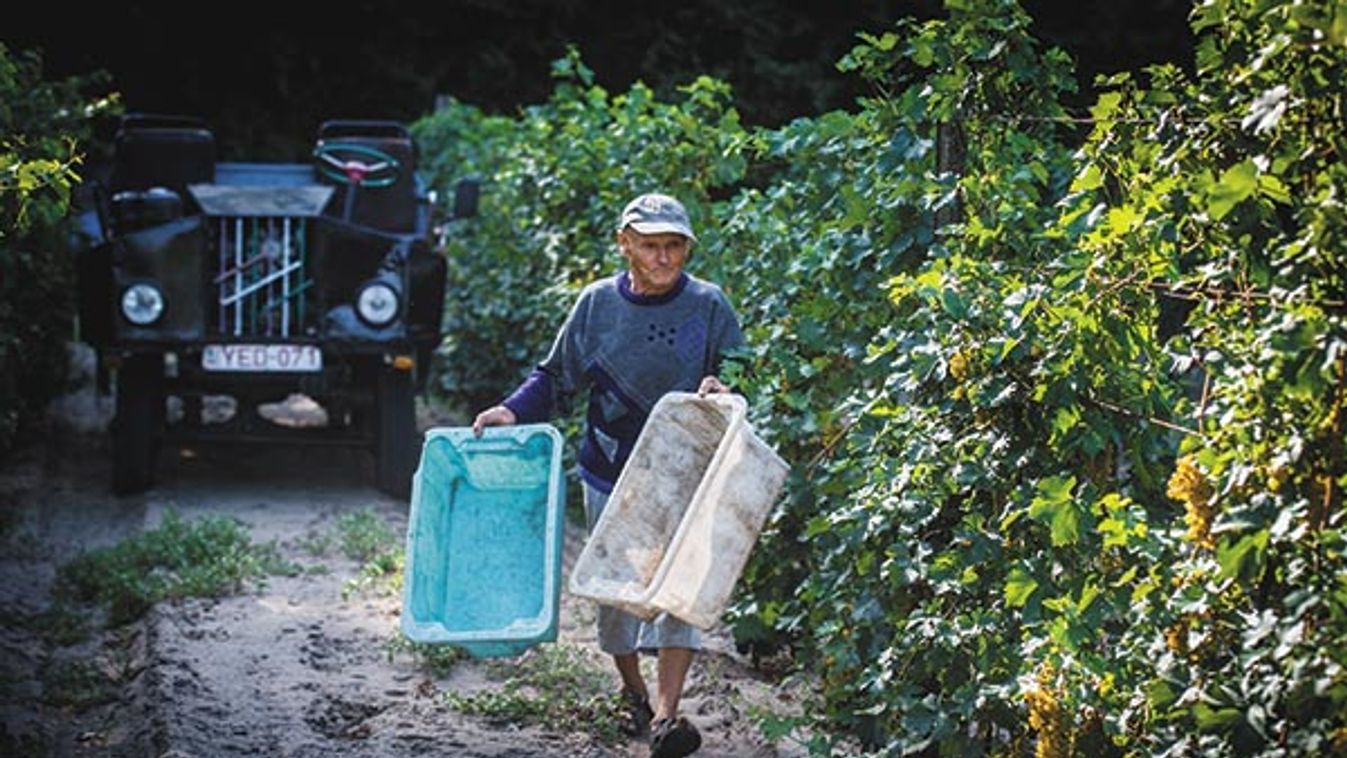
[{"xmin": 400, "ymin": 424, "xmax": 564, "ymax": 657}]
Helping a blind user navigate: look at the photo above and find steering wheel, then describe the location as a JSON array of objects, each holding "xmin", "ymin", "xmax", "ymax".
[{"xmin": 313, "ymin": 142, "xmax": 400, "ymax": 188}]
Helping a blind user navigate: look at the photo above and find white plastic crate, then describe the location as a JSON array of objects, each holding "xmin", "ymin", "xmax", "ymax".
[{"xmin": 568, "ymin": 392, "xmax": 788, "ymax": 629}]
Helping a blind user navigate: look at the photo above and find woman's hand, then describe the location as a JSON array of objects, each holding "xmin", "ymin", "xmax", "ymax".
[
  {"xmin": 471, "ymin": 405, "xmax": 517, "ymax": 436},
  {"xmin": 697, "ymin": 375, "xmax": 730, "ymax": 396}
]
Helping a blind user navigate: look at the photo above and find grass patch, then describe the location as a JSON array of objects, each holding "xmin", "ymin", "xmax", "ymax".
[
  {"xmin": 342, "ymin": 548, "xmax": 404, "ymax": 600},
  {"xmin": 254, "ymin": 538, "xmax": 305, "ymax": 577},
  {"xmin": 41, "ymin": 658, "xmax": 117, "ymax": 710},
  {"xmin": 384, "ymin": 634, "xmax": 465, "ymax": 678},
  {"xmin": 23, "ymin": 605, "xmax": 92, "ymax": 646},
  {"xmin": 446, "ymin": 643, "xmax": 625, "ymax": 744},
  {"xmin": 0, "ymin": 729, "xmax": 53, "ymax": 758},
  {"xmin": 332, "ymin": 507, "xmax": 404, "ymax": 599},
  {"xmin": 54, "ymin": 509, "xmax": 291, "ymax": 626},
  {"xmin": 295, "ymin": 528, "xmax": 335, "ymax": 557},
  {"xmin": 335, "ymin": 507, "xmax": 399, "ymax": 562}
]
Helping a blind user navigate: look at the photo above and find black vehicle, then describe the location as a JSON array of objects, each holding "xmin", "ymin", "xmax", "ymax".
[{"xmin": 76, "ymin": 113, "xmax": 477, "ymax": 498}]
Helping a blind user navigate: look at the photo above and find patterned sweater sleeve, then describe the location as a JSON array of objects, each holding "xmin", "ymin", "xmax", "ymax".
[{"xmin": 502, "ymin": 288, "xmax": 591, "ymax": 423}]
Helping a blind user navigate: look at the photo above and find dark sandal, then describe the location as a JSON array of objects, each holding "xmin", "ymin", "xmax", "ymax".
[
  {"xmin": 619, "ymin": 688, "xmax": 655, "ymax": 737},
  {"xmin": 650, "ymin": 716, "xmax": 702, "ymax": 758}
]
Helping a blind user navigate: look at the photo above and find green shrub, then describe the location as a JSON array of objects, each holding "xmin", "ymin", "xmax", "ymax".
[
  {"xmin": 413, "ymin": 1, "xmax": 1347, "ymax": 753},
  {"xmin": 0, "ymin": 44, "xmax": 119, "ymax": 457}
]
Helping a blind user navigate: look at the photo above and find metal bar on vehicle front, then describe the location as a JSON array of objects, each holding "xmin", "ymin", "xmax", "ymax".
[
  {"xmin": 250, "ymin": 219, "xmax": 260, "ymax": 335},
  {"xmin": 282, "ymin": 217, "xmax": 291, "ymax": 337},
  {"xmin": 263, "ymin": 279, "xmax": 312, "ymax": 312},
  {"xmin": 297, "ymin": 219, "xmax": 306, "ymax": 329},
  {"xmin": 213, "ymin": 249, "xmax": 272, "ymax": 284},
  {"xmin": 264, "ymin": 217, "xmax": 274, "ymax": 337},
  {"xmin": 219, "ymin": 261, "xmax": 304, "ymax": 306},
  {"xmin": 234, "ymin": 217, "xmax": 243, "ymax": 336},
  {"xmin": 218, "ymin": 218, "xmax": 226, "ymax": 334}
]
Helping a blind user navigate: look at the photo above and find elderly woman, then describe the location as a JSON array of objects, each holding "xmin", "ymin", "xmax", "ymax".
[{"xmin": 472, "ymin": 192, "xmax": 743, "ymax": 758}]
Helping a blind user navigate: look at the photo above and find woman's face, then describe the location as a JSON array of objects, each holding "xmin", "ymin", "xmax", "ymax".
[{"xmin": 618, "ymin": 228, "xmax": 690, "ymax": 295}]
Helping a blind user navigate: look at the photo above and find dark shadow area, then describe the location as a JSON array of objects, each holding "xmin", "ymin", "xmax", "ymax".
[{"xmin": 7, "ymin": 0, "xmax": 1192, "ymax": 158}]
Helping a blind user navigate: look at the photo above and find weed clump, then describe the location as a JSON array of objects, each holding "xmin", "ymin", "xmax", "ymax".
[
  {"xmin": 55, "ymin": 509, "xmax": 296, "ymax": 626},
  {"xmin": 446, "ymin": 644, "xmax": 626, "ymax": 744}
]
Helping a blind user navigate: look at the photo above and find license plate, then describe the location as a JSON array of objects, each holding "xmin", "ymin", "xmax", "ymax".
[{"xmin": 202, "ymin": 344, "xmax": 322, "ymax": 372}]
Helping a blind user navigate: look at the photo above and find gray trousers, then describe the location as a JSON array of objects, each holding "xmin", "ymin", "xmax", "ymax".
[{"xmin": 582, "ymin": 483, "xmax": 701, "ymax": 655}]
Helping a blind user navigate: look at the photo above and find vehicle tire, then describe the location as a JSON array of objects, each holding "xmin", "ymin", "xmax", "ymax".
[
  {"xmin": 111, "ymin": 352, "xmax": 165, "ymax": 495},
  {"xmin": 374, "ymin": 365, "xmax": 417, "ymax": 499}
]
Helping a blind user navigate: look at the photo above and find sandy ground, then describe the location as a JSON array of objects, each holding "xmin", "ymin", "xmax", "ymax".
[{"xmin": 0, "ymin": 348, "xmax": 808, "ymax": 758}]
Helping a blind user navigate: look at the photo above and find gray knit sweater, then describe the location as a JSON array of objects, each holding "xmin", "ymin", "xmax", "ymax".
[{"xmin": 503, "ymin": 271, "xmax": 744, "ymax": 492}]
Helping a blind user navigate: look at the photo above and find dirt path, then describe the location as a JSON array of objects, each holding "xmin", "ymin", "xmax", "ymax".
[{"xmin": 0, "ymin": 372, "xmax": 807, "ymax": 758}]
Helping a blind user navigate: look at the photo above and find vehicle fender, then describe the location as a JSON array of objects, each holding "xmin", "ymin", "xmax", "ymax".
[{"xmin": 112, "ymin": 216, "xmax": 207, "ymax": 342}]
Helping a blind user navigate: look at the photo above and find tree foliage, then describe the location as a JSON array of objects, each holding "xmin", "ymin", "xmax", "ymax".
[
  {"xmin": 0, "ymin": 44, "xmax": 119, "ymax": 457},
  {"xmin": 417, "ymin": 0, "xmax": 1345, "ymax": 753}
]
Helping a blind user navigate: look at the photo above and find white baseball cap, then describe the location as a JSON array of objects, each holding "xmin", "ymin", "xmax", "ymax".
[{"xmin": 618, "ymin": 192, "xmax": 696, "ymax": 242}]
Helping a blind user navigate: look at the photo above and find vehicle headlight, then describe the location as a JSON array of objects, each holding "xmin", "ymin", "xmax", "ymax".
[
  {"xmin": 355, "ymin": 282, "xmax": 399, "ymax": 327},
  {"xmin": 120, "ymin": 283, "xmax": 165, "ymax": 325}
]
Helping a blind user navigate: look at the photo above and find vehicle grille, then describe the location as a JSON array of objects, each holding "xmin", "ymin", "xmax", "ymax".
[{"xmin": 212, "ymin": 216, "xmax": 314, "ymax": 338}]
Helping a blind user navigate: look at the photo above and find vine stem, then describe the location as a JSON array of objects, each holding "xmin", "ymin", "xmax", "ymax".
[
  {"xmin": 808, "ymin": 420, "xmax": 855, "ymax": 471},
  {"xmin": 806, "ymin": 397, "xmax": 884, "ymax": 472},
  {"xmin": 1085, "ymin": 395, "xmax": 1206, "ymax": 438},
  {"xmin": 1197, "ymin": 361, "xmax": 1212, "ymax": 431},
  {"xmin": 1323, "ymin": 354, "xmax": 1345, "ymax": 530},
  {"xmin": 1142, "ymin": 280, "xmax": 1347, "ymax": 311}
]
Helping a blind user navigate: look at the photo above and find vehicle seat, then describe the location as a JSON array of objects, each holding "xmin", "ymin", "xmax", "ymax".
[{"xmin": 110, "ymin": 113, "xmax": 216, "ymax": 199}]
